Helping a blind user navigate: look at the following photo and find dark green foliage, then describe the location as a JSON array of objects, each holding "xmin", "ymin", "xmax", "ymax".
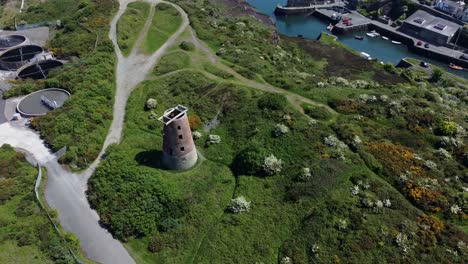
[
  {"xmin": 257, "ymin": 93, "xmax": 287, "ymax": 111},
  {"xmin": 179, "ymin": 41, "xmax": 195, "ymax": 51},
  {"xmin": 430, "ymin": 68, "xmax": 444, "ymax": 83},
  {"xmin": 303, "ymin": 104, "xmax": 332, "ymax": 120},
  {"xmin": 231, "ymin": 146, "xmax": 268, "ymax": 176}
]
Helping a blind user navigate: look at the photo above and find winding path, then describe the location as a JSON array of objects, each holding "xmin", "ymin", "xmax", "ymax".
[{"xmin": 0, "ymin": 0, "xmax": 188, "ymax": 263}]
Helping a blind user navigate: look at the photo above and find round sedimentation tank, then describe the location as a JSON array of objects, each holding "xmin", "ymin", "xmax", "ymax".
[
  {"xmin": 0, "ymin": 35, "xmax": 28, "ymax": 51},
  {"xmin": 0, "ymin": 45, "xmax": 43, "ymax": 70},
  {"xmin": 17, "ymin": 88, "xmax": 70, "ymax": 116},
  {"xmin": 17, "ymin": 59, "xmax": 63, "ymax": 80},
  {"xmin": 159, "ymin": 105, "xmax": 198, "ymax": 170}
]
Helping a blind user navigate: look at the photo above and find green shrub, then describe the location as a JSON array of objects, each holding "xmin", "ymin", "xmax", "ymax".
[
  {"xmin": 231, "ymin": 146, "xmax": 268, "ymax": 176},
  {"xmin": 257, "ymin": 93, "xmax": 287, "ymax": 111},
  {"xmin": 436, "ymin": 120, "xmax": 457, "ymax": 136},
  {"xmin": 179, "ymin": 41, "xmax": 195, "ymax": 51},
  {"xmin": 303, "ymin": 104, "xmax": 332, "ymax": 120}
]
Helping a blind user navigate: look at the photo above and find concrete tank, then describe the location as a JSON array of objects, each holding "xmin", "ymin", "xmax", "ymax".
[
  {"xmin": 159, "ymin": 105, "xmax": 198, "ymax": 170},
  {"xmin": 0, "ymin": 45, "xmax": 43, "ymax": 70},
  {"xmin": 0, "ymin": 35, "xmax": 28, "ymax": 51},
  {"xmin": 17, "ymin": 59, "xmax": 63, "ymax": 80}
]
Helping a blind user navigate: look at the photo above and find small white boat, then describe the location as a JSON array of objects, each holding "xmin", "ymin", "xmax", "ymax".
[
  {"xmin": 382, "ymin": 36, "xmax": 389, "ymax": 40},
  {"xmin": 391, "ymin": 40, "xmax": 402, "ymax": 45},
  {"xmin": 326, "ymin": 23, "xmax": 334, "ymax": 31},
  {"xmin": 366, "ymin": 32, "xmax": 380, "ymax": 38},
  {"xmin": 360, "ymin": 52, "xmax": 372, "ymax": 60}
]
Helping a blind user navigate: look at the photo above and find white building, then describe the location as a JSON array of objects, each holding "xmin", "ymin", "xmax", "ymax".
[
  {"xmin": 455, "ymin": 8, "xmax": 468, "ymax": 22},
  {"xmin": 435, "ymin": 0, "xmax": 465, "ymax": 15}
]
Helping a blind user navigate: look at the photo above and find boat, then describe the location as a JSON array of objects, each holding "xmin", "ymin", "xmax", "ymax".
[
  {"xmin": 449, "ymin": 63, "xmax": 463, "ymax": 70},
  {"xmin": 382, "ymin": 36, "xmax": 389, "ymax": 40},
  {"xmin": 326, "ymin": 23, "xmax": 334, "ymax": 31},
  {"xmin": 360, "ymin": 52, "xmax": 372, "ymax": 60},
  {"xmin": 354, "ymin": 35, "xmax": 364, "ymax": 40},
  {"xmin": 392, "ymin": 40, "xmax": 402, "ymax": 45},
  {"xmin": 366, "ymin": 32, "xmax": 380, "ymax": 38}
]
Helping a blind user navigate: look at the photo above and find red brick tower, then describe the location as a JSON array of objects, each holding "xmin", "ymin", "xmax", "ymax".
[{"xmin": 159, "ymin": 105, "xmax": 198, "ymax": 170}]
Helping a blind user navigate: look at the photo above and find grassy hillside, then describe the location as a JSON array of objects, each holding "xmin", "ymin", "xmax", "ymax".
[
  {"xmin": 87, "ymin": 0, "xmax": 467, "ymax": 263},
  {"xmin": 0, "ymin": 145, "xmax": 74, "ymax": 263}
]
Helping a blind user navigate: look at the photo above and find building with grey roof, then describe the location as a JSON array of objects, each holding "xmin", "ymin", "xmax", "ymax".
[{"xmin": 399, "ymin": 10, "xmax": 461, "ymax": 45}]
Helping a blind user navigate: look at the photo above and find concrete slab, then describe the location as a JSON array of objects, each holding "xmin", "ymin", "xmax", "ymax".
[{"xmin": 0, "ymin": 27, "xmax": 50, "ymax": 47}]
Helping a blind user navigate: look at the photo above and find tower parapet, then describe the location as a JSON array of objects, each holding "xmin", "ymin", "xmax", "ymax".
[{"xmin": 158, "ymin": 105, "xmax": 198, "ymax": 170}]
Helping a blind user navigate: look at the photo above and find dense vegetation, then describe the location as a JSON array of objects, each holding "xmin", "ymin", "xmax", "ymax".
[
  {"xmin": 88, "ymin": 0, "xmax": 467, "ymax": 263},
  {"xmin": 4, "ymin": 0, "xmax": 118, "ymax": 168},
  {"xmin": 0, "ymin": 145, "xmax": 73, "ymax": 263}
]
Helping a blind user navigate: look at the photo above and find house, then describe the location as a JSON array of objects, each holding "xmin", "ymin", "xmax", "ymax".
[
  {"xmin": 435, "ymin": 0, "xmax": 465, "ymax": 15},
  {"xmin": 455, "ymin": 8, "xmax": 468, "ymax": 22},
  {"xmin": 399, "ymin": 10, "xmax": 461, "ymax": 45}
]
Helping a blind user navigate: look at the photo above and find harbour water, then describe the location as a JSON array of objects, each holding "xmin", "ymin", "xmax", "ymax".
[{"xmin": 246, "ymin": 0, "xmax": 468, "ymax": 79}]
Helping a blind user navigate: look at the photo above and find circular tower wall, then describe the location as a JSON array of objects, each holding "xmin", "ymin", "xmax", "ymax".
[{"xmin": 161, "ymin": 107, "xmax": 198, "ymax": 170}]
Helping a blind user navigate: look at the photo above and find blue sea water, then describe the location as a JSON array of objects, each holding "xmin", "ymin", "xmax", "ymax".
[{"xmin": 246, "ymin": 0, "xmax": 468, "ymax": 79}]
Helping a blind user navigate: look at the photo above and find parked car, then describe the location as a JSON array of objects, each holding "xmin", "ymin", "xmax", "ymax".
[
  {"xmin": 460, "ymin": 54, "xmax": 468, "ymax": 61},
  {"xmin": 420, "ymin": 61, "xmax": 429, "ymax": 68},
  {"xmin": 424, "ymin": 43, "xmax": 430, "ymax": 48},
  {"xmin": 417, "ymin": 40, "xmax": 423, "ymax": 46}
]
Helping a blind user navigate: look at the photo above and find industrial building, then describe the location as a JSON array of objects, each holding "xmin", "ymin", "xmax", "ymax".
[
  {"xmin": 399, "ymin": 10, "xmax": 461, "ymax": 45},
  {"xmin": 159, "ymin": 105, "xmax": 198, "ymax": 170}
]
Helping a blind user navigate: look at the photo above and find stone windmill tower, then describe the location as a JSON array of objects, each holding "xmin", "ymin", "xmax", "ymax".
[{"xmin": 158, "ymin": 105, "xmax": 198, "ymax": 170}]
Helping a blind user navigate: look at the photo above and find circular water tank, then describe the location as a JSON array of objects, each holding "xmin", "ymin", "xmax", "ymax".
[
  {"xmin": 17, "ymin": 59, "xmax": 63, "ymax": 80},
  {"xmin": 0, "ymin": 45, "xmax": 43, "ymax": 70},
  {"xmin": 0, "ymin": 35, "xmax": 28, "ymax": 51},
  {"xmin": 17, "ymin": 88, "xmax": 71, "ymax": 116}
]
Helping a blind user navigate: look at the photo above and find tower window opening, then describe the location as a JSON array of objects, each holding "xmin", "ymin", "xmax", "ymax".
[
  {"xmin": 177, "ymin": 126, "xmax": 181, "ymax": 130},
  {"xmin": 180, "ymin": 147, "xmax": 185, "ymax": 151},
  {"xmin": 179, "ymin": 135, "xmax": 183, "ymax": 139}
]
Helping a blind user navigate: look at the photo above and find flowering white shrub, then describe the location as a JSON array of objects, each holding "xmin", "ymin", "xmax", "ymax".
[
  {"xmin": 351, "ymin": 185, "xmax": 359, "ymax": 195},
  {"xmin": 451, "ymin": 204, "xmax": 461, "ymax": 214},
  {"xmin": 298, "ymin": 167, "xmax": 312, "ymax": 181},
  {"xmin": 263, "ymin": 154, "xmax": 283, "ymax": 175},
  {"xmin": 280, "ymin": 256, "xmax": 292, "ymax": 264},
  {"xmin": 193, "ymin": 131, "xmax": 202, "ymax": 140},
  {"xmin": 311, "ymin": 244, "xmax": 319, "ymax": 256},
  {"xmin": 351, "ymin": 135, "xmax": 362, "ymax": 149},
  {"xmin": 308, "ymin": 119, "xmax": 318, "ymax": 126},
  {"xmin": 146, "ymin": 98, "xmax": 157, "ymax": 109},
  {"xmin": 337, "ymin": 219, "xmax": 348, "ymax": 230},
  {"xmin": 208, "ymin": 134, "xmax": 221, "ymax": 144},
  {"xmin": 384, "ymin": 199, "xmax": 391, "ymax": 208},
  {"xmin": 434, "ymin": 148, "xmax": 451, "ymax": 160},
  {"xmin": 317, "ymin": 81, "xmax": 328, "ymax": 88},
  {"xmin": 424, "ymin": 160, "xmax": 437, "ymax": 170},
  {"xmin": 395, "ymin": 233, "xmax": 411, "ymax": 254},
  {"xmin": 227, "ymin": 196, "xmax": 251, "ymax": 213},
  {"xmin": 283, "ymin": 114, "xmax": 291, "ymax": 121},
  {"xmin": 323, "ymin": 135, "xmax": 347, "ymax": 150},
  {"xmin": 274, "ymin": 124, "xmax": 289, "ymax": 137}
]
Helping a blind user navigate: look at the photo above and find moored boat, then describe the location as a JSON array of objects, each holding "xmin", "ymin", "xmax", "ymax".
[
  {"xmin": 360, "ymin": 52, "xmax": 372, "ymax": 60},
  {"xmin": 382, "ymin": 36, "xmax": 389, "ymax": 40},
  {"xmin": 391, "ymin": 40, "xmax": 402, "ymax": 45},
  {"xmin": 366, "ymin": 32, "xmax": 380, "ymax": 38},
  {"xmin": 354, "ymin": 35, "xmax": 364, "ymax": 40},
  {"xmin": 449, "ymin": 63, "xmax": 463, "ymax": 70}
]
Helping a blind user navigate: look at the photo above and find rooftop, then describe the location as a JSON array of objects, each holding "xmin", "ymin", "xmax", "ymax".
[
  {"xmin": 403, "ymin": 10, "xmax": 460, "ymax": 37},
  {"xmin": 158, "ymin": 105, "xmax": 188, "ymax": 125}
]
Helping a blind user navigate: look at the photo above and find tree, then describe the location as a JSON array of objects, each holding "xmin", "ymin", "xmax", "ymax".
[
  {"xmin": 430, "ymin": 68, "xmax": 444, "ymax": 83},
  {"xmin": 231, "ymin": 146, "xmax": 268, "ymax": 176}
]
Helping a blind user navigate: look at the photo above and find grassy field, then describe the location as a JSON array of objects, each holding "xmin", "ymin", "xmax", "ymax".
[
  {"xmin": 117, "ymin": 1, "xmax": 151, "ymax": 56},
  {"xmin": 142, "ymin": 3, "xmax": 183, "ymax": 54},
  {"xmin": 0, "ymin": 145, "xmax": 74, "ymax": 263}
]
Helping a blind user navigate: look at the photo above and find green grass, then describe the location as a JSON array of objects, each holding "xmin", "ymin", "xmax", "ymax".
[
  {"xmin": 142, "ymin": 3, "xmax": 183, "ymax": 54},
  {"xmin": 152, "ymin": 51, "xmax": 191, "ymax": 76},
  {"xmin": 117, "ymin": 1, "xmax": 151, "ymax": 56}
]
